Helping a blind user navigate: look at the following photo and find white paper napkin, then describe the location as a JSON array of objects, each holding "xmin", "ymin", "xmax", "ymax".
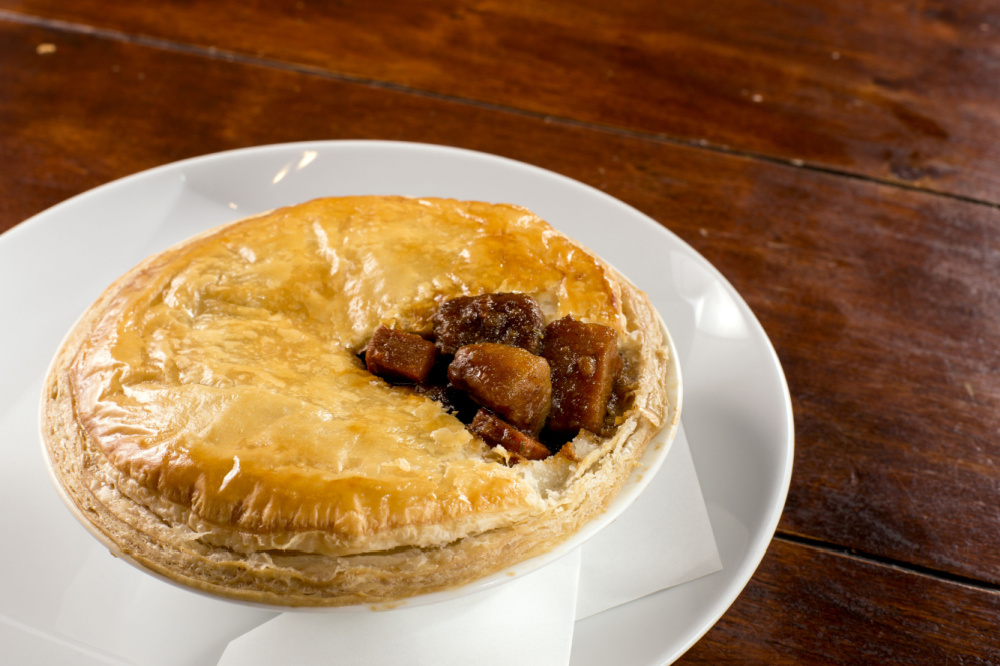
[
  {"xmin": 219, "ymin": 551, "xmax": 581, "ymax": 666},
  {"xmin": 220, "ymin": 425, "xmax": 721, "ymax": 665},
  {"xmin": 576, "ymin": 424, "xmax": 721, "ymax": 619}
]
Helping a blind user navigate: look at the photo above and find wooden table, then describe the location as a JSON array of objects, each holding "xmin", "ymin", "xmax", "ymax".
[{"xmin": 3, "ymin": 1, "xmax": 999, "ymax": 662}]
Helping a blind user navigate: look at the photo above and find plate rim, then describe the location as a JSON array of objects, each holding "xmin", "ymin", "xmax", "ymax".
[{"xmin": 6, "ymin": 139, "xmax": 794, "ymax": 664}]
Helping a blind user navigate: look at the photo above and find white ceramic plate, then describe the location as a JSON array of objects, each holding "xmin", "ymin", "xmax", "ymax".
[{"xmin": 0, "ymin": 141, "xmax": 793, "ymax": 664}]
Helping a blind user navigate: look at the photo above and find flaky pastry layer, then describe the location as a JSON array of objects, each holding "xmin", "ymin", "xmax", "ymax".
[{"xmin": 41, "ymin": 196, "xmax": 678, "ymax": 606}]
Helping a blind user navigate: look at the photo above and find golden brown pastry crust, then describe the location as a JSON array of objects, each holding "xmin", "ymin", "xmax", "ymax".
[{"xmin": 41, "ymin": 196, "xmax": 679, "ymax": 607}]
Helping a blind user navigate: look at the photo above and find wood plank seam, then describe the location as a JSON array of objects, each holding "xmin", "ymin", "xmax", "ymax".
[
  {"xmin": 3, "ymin": 8, "xmax": 1000, "ymax": 213},
  {"xmin": 776, "ymin": 532, "xmax": 1000, "ymax": 595}
]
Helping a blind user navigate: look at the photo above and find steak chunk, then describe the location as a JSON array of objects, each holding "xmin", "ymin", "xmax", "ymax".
[
  {"xmin": 447, "ymin": 343, "xmax": 551, "ymax": 434},
  {"xmin": 470, "ymin": 409, "xmax": 551, "ymax": 461},
  {"xmin": 433, "ymin": 293, "xmax": 545, "ymax": 355},
  {"xmin": 364, "ymin": 325, "xmax": 437, "ymax": 383},
  {"xmin": 542, "ymin": 317, "xmax": 622, "ymax": 433}
]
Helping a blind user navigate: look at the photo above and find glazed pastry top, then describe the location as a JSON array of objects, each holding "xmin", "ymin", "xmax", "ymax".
[{"xmin": 69, "ymin": 196, "xmax": 624, "ymax": 554}]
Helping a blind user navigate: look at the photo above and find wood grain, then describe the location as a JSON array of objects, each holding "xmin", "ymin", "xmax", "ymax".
[
  {"xmin": 6, "ymin": 20, "xmax": 1000, "ymax": 586},
  {"xmin": 679, "ymin": 538, "xmax": 1000, "ymax": 664},
  {"xmin": 3, "ymin": 0, "xmax": 1000, "ymax": 202},
  {"xmin": 4, "ymin": 21, "xmax": 1000, "ymax": 587},
  {"xmin": 4, "ymin": 9, "xmax": 1000, "ymax": 659}
]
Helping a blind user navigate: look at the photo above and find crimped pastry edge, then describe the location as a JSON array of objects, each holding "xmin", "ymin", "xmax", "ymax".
[{"xmin": 39, "ymin": 199, "xmax": 680, "ymax": 608}]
